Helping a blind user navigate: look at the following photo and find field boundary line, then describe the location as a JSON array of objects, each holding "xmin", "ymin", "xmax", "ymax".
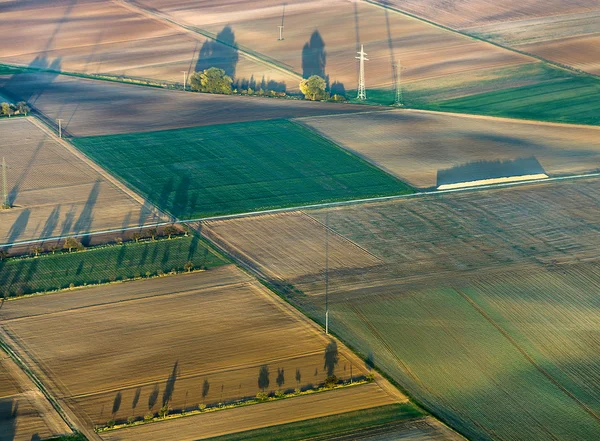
[
  {"xmin": 364, "ymin": 0, "xmax": 597, "ymax": 78},
  {"xmin": 455, "ymin": 288, "xmax": 600, "ymax": 424},
  {"xmin": 3, "ymin": 171, "xmax": 599, "ymax": 248}
]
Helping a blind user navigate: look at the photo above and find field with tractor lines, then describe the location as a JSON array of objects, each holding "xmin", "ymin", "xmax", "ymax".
[
  {"xmin": 72, "ymin": 120, "xmax": 412, "ymax": 218},
  {"xmin": 0, "ymin": 117, "xmax": 163, "ymax": 245},
  {"xmin": 0, "ymin": 265, "xmax": 395, "ymax": 434},
  {"xmin": 201, "ymin": 177, "xmax": 600, "ymax": 440},
  {"xmin": 300, "ymin": 109, "xmax": 600, "ymax": 188},
  {"xmin": 0, "ymin": 0, "xmax": 298, "ymax": 88}
]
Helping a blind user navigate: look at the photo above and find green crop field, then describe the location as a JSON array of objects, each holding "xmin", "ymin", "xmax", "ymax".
[
  {"xmin": 430, "ymin": 75, "xmax": 600, "ymax": 125},
  {"xmin": 348, "ymin": 63, "xmax": 600, "ymax": 126},
  {"xmin": 204, "ymin": 404, "xmax": 424, "ymax": 441},
  {"xmin": 327, "ymin": 267, "xmax": 600, "ymax": 441},
  {"xmin": 0, "ymin": 236, "xmax": 226, "ymax": 297},
  {"xmin": 72, "ymin": 120, "xmax": 413, "ymax": 219}
]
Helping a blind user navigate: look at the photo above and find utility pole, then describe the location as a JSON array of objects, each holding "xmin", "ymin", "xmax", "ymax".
[
  {"xmin": 356, "ymin": 45, "xmax": 368, "ymax": 100},
  {"xmin": 1, "ymin": 157, "xmax": 9, "ymax": 209},
  {"xmin": 57, "ymin": 119, "xmax": 63, "ymax": 138},
  {"xmin": 277, "ymin": 25, "xmax": 284, "ymax": 41},
  {"xmin": 181, "ymin": 71, "xmax": 188, "ymax": 90},
  {"xmin": 393, "ymin": 61, "xmax": 405, "ymax": 106},
  {"xmin": 325, "ymin": 212, "xmax": 329, "ymax": 335}
]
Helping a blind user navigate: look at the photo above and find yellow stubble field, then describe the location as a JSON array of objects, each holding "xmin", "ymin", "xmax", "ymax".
[{"xmin": 0, "ymin": 265, "xmax": 395, "ymax": 432}]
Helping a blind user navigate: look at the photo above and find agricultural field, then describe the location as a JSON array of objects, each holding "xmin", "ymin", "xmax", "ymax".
[
  {"xmin": 0, "ymin": 265, "xmax": 401, "ymax": 438},
  {"xmin": 0, "ymin": 351, "xmax": 71, "ymax": 441},
  {"xmin": 0, "ymin": 234, "xmax": 226, "ymax": 298},
  {"xmin": 201, "ymin": 177, "xmax": 600, "ymax": 440},
  {"xmin": 0, "ymin": 0, "xmax": 298, "ymax": 88},
  {"xmin": 200, "ymin": 404, "xmax": 458, "ymax": 441},
  {"xmin": 72, "ymin": 120, "xmax": 412, "ymax": 218},
  {"xmin": 376, "ymin": 1, "xmax": 600, "ymax": 76},
  {"xmin": 0, "ymin": 117, "xmax": 164, "ymax": 245},
  {"xmin": 100, "ymin": 390, "xmax": 422, "ymax": 441},
  {"xmin": 134, "ymin": 0, "xmax": 538, "ymax": 98},
  {"xmin": 0, "ymin": 72, "xmax": 377, "ymax": 137},
  {"xmin": 469, "ymin": 13, "xmax": 600, "ymax": 76},
  {"xmin": 300, "ymin": 108, "xmax": 600, "ymax": 188}
]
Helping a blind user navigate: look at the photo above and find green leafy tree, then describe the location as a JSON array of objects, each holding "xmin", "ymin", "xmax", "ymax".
[
  {"xmin": 299, "ymin": 75, "xmax": 327, "ymax": 101},
  {"xmin": 190, "ymin": 67, "xmax": 233, "ymax": 94},
  {"xmin": 0, "ymin": 249, "xmax": 8, "ymax": 261},
  {"xmin": 132, "ymin": 232, "xmax": 141, "ymax": 243},
  {"xmin": 16, "ymin": 101, "xmax": 30, "ymax": 116},
  {"xmin": 147, "ymin": 228, "xmax": 158, "ymax": 240},
  {"xmin": 63, "ymin": 237, "xmax": 83, "ymax": 253},
  {"xmin": 164, "ymin": 226, "xmax": 177, "ymax": 239},
  {"xmin": 1, "ymin": 102, "xmax": 14, "ymax": 117},
  {"xmin": 184, "ymin": 261, "xmax": 193, "ymax": 272}
]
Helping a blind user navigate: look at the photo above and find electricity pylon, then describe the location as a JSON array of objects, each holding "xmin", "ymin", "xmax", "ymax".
[
  {"xmin": 393, "ymin": 61, "xmax": 406, "ymax": 106},
  {"xmin": 356, "ymin": 45, "xmax": 368, "ymax": 100},
  {"xmin": 278, "ymin": 25, "xmax": 284, "ymax": 41}
]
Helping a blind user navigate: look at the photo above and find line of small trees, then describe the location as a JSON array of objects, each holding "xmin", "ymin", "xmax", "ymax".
[
  {"xmin": 100, "ymin": 341, "xmax": 346, "ymax": 429},
  {"xmin": 1, "ymin": 101, "xmax": 30, "ymax": 118}
]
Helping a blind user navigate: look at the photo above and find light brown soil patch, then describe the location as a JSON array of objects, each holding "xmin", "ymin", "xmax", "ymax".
[
  {"xmin": 300, "ymin": 109, "xmax": 600, "ymax": 188},
  {"xmin": 0, "ymin": 117, "xmax": 162, "ymax": 244}
]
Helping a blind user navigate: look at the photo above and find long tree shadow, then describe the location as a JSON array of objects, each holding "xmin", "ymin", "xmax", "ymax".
[
  {"xmin": 6, "ymin": 209, "xmax": 30, "ymax": 247},
  {"xmin": 302, "ymin": 30, "xmax": 328, "ymax": 85},
  {"xmin": 196, "ymin": 26, "xmax": 239, "ymax": 79},
  {"xmin": 7, "ymin": 139, "xmax": 45, "ymax": 207},
  {"xmin": 0, "ymin": 398, "xmax": 16, "ymax": 441},
  {"xmin": 39, "ymin": 205, "xmax": 61, "ymax": 240},
  {"xmin": 73, "ymin": 180, "xmax": 100, "ymax": 245}
]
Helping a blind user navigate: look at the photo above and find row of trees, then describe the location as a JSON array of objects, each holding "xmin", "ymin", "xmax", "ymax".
[
  {"xmin": 1, "ymin": 101, "xmax": 30, "ymax": 118},
  {"xmin": 188, "ymin": 68, "xmax": 345, "ymax": 102},
  {"xmin": 103, "ymin": 342, "xmax": 342, "ymax": 428}
]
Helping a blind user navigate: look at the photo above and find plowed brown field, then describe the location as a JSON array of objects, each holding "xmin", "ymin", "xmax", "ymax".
[
  {"xmin": 0, "ymin": 73, "xmax": 381, "ymax": 136},
  {"xmin": 0, "ymin": 117, "xmax": 162, "ymax": 245},
  {"xmin": 0, "ymin": 265, "xmax": 396, "ymax": 432},
  {"xmin": 133, "ymin": 0, "xmax": 532, "ymax": 91},
  {"xmin": 0, "ymin": 0, "xmax": 298, "ymax": 87}
]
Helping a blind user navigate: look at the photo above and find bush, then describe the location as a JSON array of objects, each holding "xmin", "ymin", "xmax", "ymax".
[
  {"xmin": 256, "ymin": 391, "xmax": 269, "ymax": 402},
  {"xmin": 158, "ymin": 405, "xmax": 169, "ymax": 418},
  {"xmin": 106, "ymin": 420, "xmax": 116, "ymax": 428},
  {"xmin": 127, "ymin": 416, "xmax": 136, "ymax": 425},
  {"xmin": 275, "ymin": 390, "xmax": 285, "ymax": 399},
  {"xmin": 366, "ymin": 372, "xmax": 375, "ymax": 383},
  {"xmin": 144, "ymin": 413, "xmax": 153, "ymax": 422},
  {"xmin": 198, "ymin": 403, "xmax": 207, "ymax": 412}
]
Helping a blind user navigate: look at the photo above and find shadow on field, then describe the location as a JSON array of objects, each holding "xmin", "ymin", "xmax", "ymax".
[
  {"xmin": 436, "ymin": 157, "xmax": 546, "ymax": 187},
  {"xmin": 302, "ymin": 30, "xmax": 328, "ymax": 84},
  {"xmin": 196, "ymin": 26, "xmax": 239, "ymax": 79},
  {"xmin": 73, "ymin": 180, "xmax": 100, "ymax": 244},
  {"xmin": 7, "ymin": 139, "xmax": 45, "ymax": 207},
  {"xmin": 6, "ymin": 209, "xmax": 30, "ymax": 247},
  {"xmin": 0, "ymin": 398, "xmax": 16, "ymax": 441}
]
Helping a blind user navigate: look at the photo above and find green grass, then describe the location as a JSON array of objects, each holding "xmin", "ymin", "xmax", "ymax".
[
  {"xmin": 203, "ymin": 404, "xmax": 423, "ymax": 441},
  {"xmin": 430, "ymin": 75, "xmax": 600, "ymax": 125},
  {"xmin": 347, "ymin": 63, "xmax": 600, "ymax": 125},
  {"xmin": 0, "ymin": 236, "xmax": 226, "ymax": 297},
  {"xmin": 319, "ymin": 274, "xmax": 600, "ymax": 441},
  {"xmin": 71, "ymin": 120, "xmax": 413, "ymax": 219}
]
